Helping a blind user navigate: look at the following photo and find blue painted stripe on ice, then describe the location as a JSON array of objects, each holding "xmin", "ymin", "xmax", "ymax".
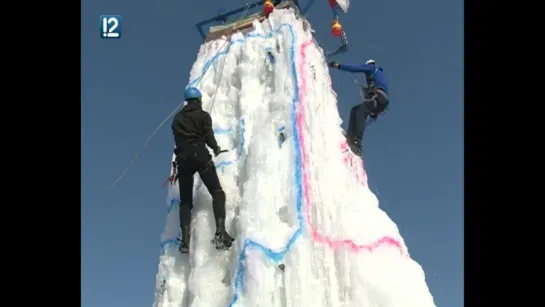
[{"xmin": 227, "ymin": 24, "xmax": 304, "ymax": 307}]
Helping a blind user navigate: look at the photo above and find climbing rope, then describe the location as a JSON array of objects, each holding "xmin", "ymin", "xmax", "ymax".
[
  {"xmin": 101, "ymin": 1, "xmax": 253, "ymax": 201},
  {"xmin": 105, "ymin": 104, "xmax": 183, "ymax": 194},
  {"xmin": 310, "ymin": 33, "xmax": 364, "ymax": 98},
  {"xmin": 207, "ymin": 1, "xmax": 253, "ymax": 114}
]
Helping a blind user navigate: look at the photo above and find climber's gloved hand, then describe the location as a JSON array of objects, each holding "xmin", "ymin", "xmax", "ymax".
[
  {"xmin": 328, "ymin": 61, "xmax": 340, "ymax": 69},
  {"xmin": 213, "ymin": 147, "xmax": 223, "ymax": 157}
]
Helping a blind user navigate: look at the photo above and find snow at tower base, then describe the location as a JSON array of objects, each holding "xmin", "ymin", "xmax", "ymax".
[{"xmin": 153, "ymin": 6, "xmax": 436, "ymax": 307}]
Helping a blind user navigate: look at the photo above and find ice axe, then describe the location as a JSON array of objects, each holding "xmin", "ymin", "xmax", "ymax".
[
  {"xmin": 162, "ymin": 161, "xmax": 178, "ymax": 188},
  {"xmin": 162, "ymin": 176, "xmax": 174, "ymax": 188},
  {"xmin": 213, "ymin": 149, "xmax": 229, "ymax": 158}
]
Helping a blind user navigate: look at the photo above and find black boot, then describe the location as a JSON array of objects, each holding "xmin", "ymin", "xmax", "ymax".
[
  {"xmin": 179, "ymin": 224, "xmax": 190, "ymax": 254},
  {"xmin": 179, "ymin": 204, "xmax": 192, "ymax": 254},
  {"xmin": 346, "ymin": 134, "xmax": 362, "ymax": 156},
  {"xmin": 213, "ymin": 218, "xmax": 234, "ymax": 250}
]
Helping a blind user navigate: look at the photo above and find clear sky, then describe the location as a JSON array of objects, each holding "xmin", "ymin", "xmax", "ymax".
[{"xmin": 81, "ymin": 0, "xmax": 463, "ymax": 307}]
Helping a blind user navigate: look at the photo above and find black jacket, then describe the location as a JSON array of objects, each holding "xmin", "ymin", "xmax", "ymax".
[{"xmin": 172, "ymin": 101, "xmax": 219, "ymax": 151}]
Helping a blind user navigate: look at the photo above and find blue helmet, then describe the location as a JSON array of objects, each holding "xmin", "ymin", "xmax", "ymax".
[{"xmin": 184, "ymin": 87, "xmax": 202, "ymax": 101}]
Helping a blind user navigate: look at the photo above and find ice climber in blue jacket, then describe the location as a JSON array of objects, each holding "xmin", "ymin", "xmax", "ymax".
[{"xmin": 328, "ymin": 59, "xmax": 389, "ymax": 156}]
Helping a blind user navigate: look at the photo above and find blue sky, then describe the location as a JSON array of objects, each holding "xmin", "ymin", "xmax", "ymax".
[{"xmin": 81, "ymin": 0, "xmax": 463, "ymax": 306}]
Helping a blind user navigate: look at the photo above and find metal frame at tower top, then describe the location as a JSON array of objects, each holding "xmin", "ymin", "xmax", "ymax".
[
  {"xmin": 194, "ymin": 0, "xmax": 348, "ymax": 58},
  {"xmin": 195, "ymin": 0, "xmax": 304, "ymax": 40},
  {"xmin": 195, "ymin": 0, "xmax": 306, "ymax": 40}
]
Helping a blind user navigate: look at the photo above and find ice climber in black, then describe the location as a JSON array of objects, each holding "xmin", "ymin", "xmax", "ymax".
[{"xmin": 170, "ymin": 86, "xmax": 235, "ymax": 254}]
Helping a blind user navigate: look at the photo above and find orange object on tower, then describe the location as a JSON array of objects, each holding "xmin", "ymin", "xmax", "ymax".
[
  {"xmin": 331, "ymin": 20, "xmax": 342, "ymax": 37},
  {"xmin": 328, "ymin": 0, "xmax": 338, "ymax": 9},
  {"xmin": 264, "ymin": 0, "xmax": 274, "ymax": 17}
]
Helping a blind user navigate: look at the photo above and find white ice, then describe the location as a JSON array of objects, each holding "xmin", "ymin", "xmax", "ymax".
[{"xmin": 153, "ymin": 8, "xmax": 435, "ymax": 307}]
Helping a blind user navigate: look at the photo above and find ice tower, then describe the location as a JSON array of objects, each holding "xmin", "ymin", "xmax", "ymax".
[{"xmin": 153, "ymin": 2, "xmax": 436, "ymax": 307}]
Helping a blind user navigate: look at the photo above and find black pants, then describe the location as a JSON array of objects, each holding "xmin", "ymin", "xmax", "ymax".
[
  {"xmin": 347, "ymin": 89, "xmax": 389, "ymax": 140},
  {"xmin": 175, "ymin": 143, "xmax": 226, "ymax": 232}
]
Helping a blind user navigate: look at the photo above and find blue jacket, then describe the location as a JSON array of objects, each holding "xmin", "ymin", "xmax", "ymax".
[{"xmin": 337, "ymin": 63, "xmax": 389, "ymax": 94}]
